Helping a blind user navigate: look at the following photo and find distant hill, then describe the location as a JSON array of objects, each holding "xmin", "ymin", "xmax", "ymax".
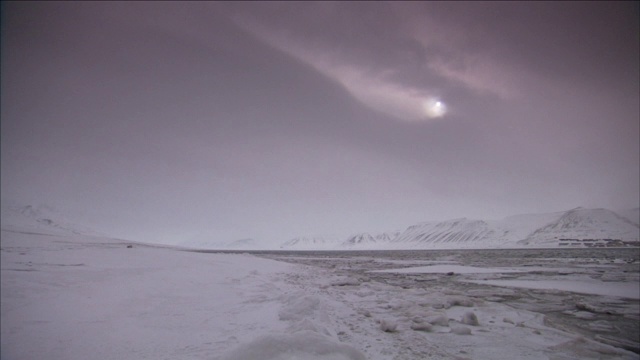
[
  {"xmin": 391, "ymin": 218, "xmax": 498, "ymax": 248},
  {"xmin": 0, "ymin": 203, "xmax": 98, "ymax": 236},
  {"xmin": 617, "ymin": 208, "xmax": 639, "ymax": 226},
  {"xmin": 341, "ymin": 231, "xmax": 400, "ymax": 249},
  {"xmin": 518, "ymin": 207, "xmax": 639, "ymax": 246},
  {"xmin": 280, "ymin": 236, "xmax": 342, "ymax": 250},
  {"xmin": 225, "ymin": 238, "xmax": 263, "ymax": 250},
  {"xmin": 279, "ymin": 207, "xmax": 639, "ymax": 250},
  {"xmin": 3, "ymin": 201, "xmax": 637, "ymax": 250}
]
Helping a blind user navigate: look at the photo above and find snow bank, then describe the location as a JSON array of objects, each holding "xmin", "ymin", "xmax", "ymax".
[
  {"xmin": 278, "ymin": 295, "xmax": 322, "ymax": 322},
  {"xmin": 220, "ymin": 331, "xmax": 366, "ymax": 360},
  {"xmin": 221, "ymin": 290, "xmax": 367, "ymax": 359}
]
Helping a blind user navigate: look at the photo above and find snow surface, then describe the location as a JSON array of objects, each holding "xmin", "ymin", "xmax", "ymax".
[
  {"xmin": 1, "ymin": 229, "xmax": 369, "ymax": 360},
  {"xmin": 2, "ymin": 213, "xmax": 639, "ymax": 359}
]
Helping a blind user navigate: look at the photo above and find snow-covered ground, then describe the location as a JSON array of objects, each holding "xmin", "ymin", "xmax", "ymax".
[{"xmin": 2, "ymin": 224, "xmax": 639, "ymax": 359}]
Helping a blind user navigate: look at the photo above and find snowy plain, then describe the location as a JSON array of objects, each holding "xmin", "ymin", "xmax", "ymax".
[{"xmin": 2, "ymin": 218, "xmax": 639, "ymax": 359}]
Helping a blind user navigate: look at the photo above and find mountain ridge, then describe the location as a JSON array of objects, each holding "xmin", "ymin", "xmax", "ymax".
[
  {"xmin": 278, "ymin": 207, "xmax": 639, "ymax": 250},
  {"xmin": 2, "ymin": 202, "xmax": 638, "ymax": 250},
  {"xmin": 0, "ymin": 203, "xmax": 100, "ymax": 236}
]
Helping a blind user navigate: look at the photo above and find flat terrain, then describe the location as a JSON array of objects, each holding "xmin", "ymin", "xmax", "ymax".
[{"xmin": 2, "ymin": 230, "xmax": 639, "ymax": 359}]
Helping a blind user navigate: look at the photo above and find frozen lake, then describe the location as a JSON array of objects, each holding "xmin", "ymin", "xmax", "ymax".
[{"xmin": 212, "ymin": 248, "xmax": 640, "ymax": 355}]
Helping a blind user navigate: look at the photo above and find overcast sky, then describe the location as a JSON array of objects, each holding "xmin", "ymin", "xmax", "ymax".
[{"xmin": 2, "ymin": 1, "xmax": 638, "ymax": 245}]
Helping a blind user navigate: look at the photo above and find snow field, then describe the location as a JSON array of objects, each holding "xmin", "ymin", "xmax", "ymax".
[
  {"xmin": 1, "ymin": 231, "xmax": 291, "ymax": 359},
  {"xmin": 1, "ymin": 230, "xmax": 370, "ymax": 360},
  {"xmin": 2, "ymin": 228, "xmax": 638, "ymax": 360}
]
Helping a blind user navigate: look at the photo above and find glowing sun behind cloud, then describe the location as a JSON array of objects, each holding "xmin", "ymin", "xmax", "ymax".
[
  {"xmin": 423, "ymin": 98, "xmax": 447, "ymax": 118},
  {"xmin": 232, "ymin": 18, "xmax": 449, "ymax": 123}
]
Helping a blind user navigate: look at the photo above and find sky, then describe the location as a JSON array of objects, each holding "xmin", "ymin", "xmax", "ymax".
[{"xmin": 2, "ymin": 1, "xmax": 639, "ymax": 246}]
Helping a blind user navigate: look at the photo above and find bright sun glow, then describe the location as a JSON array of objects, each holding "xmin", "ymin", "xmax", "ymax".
[{"xmin": 423, "ymin": 98, "xmax": 447, "ymax": 118}]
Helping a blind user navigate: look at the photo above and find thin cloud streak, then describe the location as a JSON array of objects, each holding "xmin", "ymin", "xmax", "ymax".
[
  {"xmin": 395, "ymin": 3, "xmax": 522, "ymax": 99},
  {"xmin": 230, "ymin": 1, "xmax": 523, "ymax": 119},
  {"xmin": 233, "ymin": 17, "xmax": 445, "ymax": 122}
]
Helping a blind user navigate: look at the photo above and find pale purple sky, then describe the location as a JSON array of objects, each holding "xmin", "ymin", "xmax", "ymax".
[{"xmin": 2, "ymin": 1, "xmax": 638, "ymax": 245}]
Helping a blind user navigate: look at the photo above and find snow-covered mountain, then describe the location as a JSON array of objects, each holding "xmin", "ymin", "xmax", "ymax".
[
  {"xmin": 340, "ymin": 232, "xmax": 399, "ymax": 248},
  {"xmin": 617, "ymin": 208, "xmax": 639, "ymax": 226},
  {"xmin": 178, "ymin": 237, "xmax": 270, "ymax": 250},
  {"xmin": 341, "ymin": 233, "xmax": 375, "ymax": 247},
  {"xmin": 280, "ymin": 236, "xmax": 342, "ymax": 250},
  {"xmin": 224, "ymin": 238, "xmax": 263, "ymax": 250},
  {"xmin": 4, "ymin": 201, "xmax": 637, "ymax": 250},
  {"xmin": 389, "ymin": 218, "xmax": 511, "ymax": 249},
  {"xmin": 0, "ymin": 203, "xmax": 99, "ymax": 236},
  {"xmin": 490, "ymin": 211, "xmax": 565, "ymax": 242},
  {"xmin": 518, "ymin": 207, "xmax": 639, "ymax": 246},
  {"xmin": 383, "ymin": 208, "xmax": 638, "ymax": 249}
]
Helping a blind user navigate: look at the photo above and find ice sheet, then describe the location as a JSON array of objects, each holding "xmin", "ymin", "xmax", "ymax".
[
  {"xmin": 370, "ymin": 264, "xmax": 524, "ymax": 274},
  {"xmin": 465, "ymin": 279, "xmax": 640, "ymax": 299}
]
